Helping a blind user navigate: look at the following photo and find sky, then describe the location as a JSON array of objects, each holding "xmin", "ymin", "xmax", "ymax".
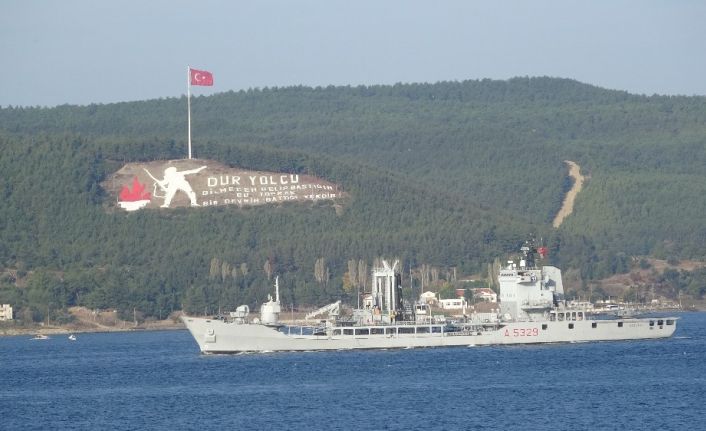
[{"xmin": 2, "ymin": 0, "xmax": 705, "ymax": 107}]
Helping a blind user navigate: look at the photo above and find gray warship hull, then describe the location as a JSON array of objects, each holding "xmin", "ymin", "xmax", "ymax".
[
  {"xmin": 181, "ymin": 315, "xmax": 677, "ymax": 353},
  {"xmin": 182, "ymin": 243, "xmax": 679, "ymax": 354}
]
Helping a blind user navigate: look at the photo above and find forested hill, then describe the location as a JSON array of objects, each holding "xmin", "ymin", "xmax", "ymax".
[{"xmin": 2, "ymin": 77, "xmax": 706, "ymax": 321}]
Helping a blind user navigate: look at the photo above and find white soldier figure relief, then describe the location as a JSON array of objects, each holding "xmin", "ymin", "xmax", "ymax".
[{"xmin": 145, "ymin": 166, "xmax": 207, "ymax": 208}]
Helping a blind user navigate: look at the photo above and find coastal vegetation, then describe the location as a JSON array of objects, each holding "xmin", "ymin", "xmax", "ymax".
[{"xmin": 1, "ymin": 77, "xmax": 706, "ymax": 323}]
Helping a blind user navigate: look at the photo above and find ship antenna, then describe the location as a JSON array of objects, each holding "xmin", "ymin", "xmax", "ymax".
[{"xmin": 275, "ymin": 276, "xmax": 280, "ymax": 303}]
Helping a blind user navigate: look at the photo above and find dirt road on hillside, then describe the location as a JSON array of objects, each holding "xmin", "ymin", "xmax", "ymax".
[{"xmin": 552, "ymin": 160, "xmax": 584, "ymax": 228}]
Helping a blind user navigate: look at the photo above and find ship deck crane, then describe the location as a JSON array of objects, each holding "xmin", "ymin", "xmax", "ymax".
[{"xmin": 305, "ymin": 301, "xmax": 341, "ymax": 321}]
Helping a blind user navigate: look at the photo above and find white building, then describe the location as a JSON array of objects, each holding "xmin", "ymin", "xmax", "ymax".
[
  {"xmin": 0, "ymin": 304, "xmax": 13, "ymax": 321},
  {"xmin": 438, "ymin": 298, "xmax": 467, "ymax": 310},
  {"xmin": 419, "ymin": 291, "xmax": 438, "ymax": 305},
  {"xmin": 471, "ymin": 288, "xmax": 497, "ymax": 303}
]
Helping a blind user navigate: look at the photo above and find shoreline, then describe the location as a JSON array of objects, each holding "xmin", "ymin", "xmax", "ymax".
[
  {"xmin": 0, "ymin": 305, "xmax": 188, "ymax": 337},
  {"xmin": 0, "ymin": 321, "xmax": 186, "ymax": 337}
]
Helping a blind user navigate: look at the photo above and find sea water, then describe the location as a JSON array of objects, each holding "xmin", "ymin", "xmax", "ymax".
[{"xmin": 1, "ymin": 312, "xmax": 705, "ymax": 430}]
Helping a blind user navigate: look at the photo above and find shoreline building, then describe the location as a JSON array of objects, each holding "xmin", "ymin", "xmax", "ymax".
[
  {"xmin": 471, "ymin": 288, "xmax": 498, "ymax": 303},
  {"xmin": 0, "ymin": 304, "xmax": 13, "ymax": 321}
]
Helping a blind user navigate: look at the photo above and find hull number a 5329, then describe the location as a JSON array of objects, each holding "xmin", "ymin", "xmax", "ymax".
[{"xmin": 505, "ymin": 328, "xmax": 539, "ymax": 337}]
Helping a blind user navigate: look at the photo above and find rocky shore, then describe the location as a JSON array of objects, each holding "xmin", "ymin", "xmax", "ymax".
[{"xmin": 0, "ymin": 306, "xmax": 185, "ymax": 337}]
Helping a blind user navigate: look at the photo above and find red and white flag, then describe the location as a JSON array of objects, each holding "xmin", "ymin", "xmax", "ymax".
[{"xmin": 190, "ymin": 68, "xmax": 213, "ymax": 86}]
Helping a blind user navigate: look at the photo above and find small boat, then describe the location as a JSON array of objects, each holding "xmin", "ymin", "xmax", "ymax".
[
  {"xmin": 68, "ymin": 334, "xmax": 77, "ymax": 341},
  {"xmin": 30, "ymin": 334, "xmax": 50, "ymax": 340}
]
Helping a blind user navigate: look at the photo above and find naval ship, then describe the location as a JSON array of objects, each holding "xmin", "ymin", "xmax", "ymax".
[{"xmin": 182, "ymin": 242, "xmax": 678, "ymax": 353}]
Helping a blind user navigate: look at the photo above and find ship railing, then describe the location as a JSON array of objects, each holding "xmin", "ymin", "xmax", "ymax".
[
  {"xmin": 279, "ymin": 324, "xmax": 328, "ymax": 336},
  {"xmin": 517, "ymin": 274, "xmax": 538, "ymax": 283},
  {"xmin": 278, "ymin": 321, "xmax": 495, "ymax": 338},
  {"xmin": 444, "ymin": 326, "xmax": 490, "ymax": 336}
]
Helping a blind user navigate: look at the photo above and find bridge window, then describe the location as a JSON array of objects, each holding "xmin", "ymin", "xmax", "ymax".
[{"xmin": 666, "ymin": 320, "xmax": 675, "ymax": 325}]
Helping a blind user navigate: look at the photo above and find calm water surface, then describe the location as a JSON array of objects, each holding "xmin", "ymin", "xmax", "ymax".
[{"xmin": 2, "ymin": 312, "xmax": 705, "ymax": 430}]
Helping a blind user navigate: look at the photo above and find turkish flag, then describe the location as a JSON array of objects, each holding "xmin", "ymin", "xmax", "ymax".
[{"xmin": 190, "ymin": 68, "xmax": 213, "ymax": 86}]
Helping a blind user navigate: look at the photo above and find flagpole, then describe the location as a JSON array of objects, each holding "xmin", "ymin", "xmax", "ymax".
[{"xmin": 187, "ymin": 66, "xmax": 192, "ymax": 160}]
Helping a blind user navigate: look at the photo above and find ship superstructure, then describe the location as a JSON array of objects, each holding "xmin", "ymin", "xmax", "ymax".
[{"xmin": 498, "ymin": 241, "xmax": 563, "ymax": 321}]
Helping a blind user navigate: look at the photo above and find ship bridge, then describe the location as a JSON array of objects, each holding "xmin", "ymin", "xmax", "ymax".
[{"xmin": 498, "ymin": 241, "xmax": 563, "ymax": 321}]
